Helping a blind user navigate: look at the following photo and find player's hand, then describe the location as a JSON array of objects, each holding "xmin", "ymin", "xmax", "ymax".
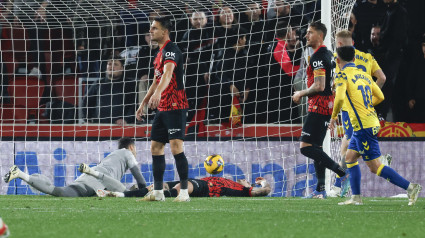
[
  {"xmin": 292, "ymin": 91, "xmax": 302, "ymax": 104},
  {"xmin": 328, "ymin": 118, "xmax": 338, "ymax": 131},
  {"xmin": 408, "ymin": 99, "xmax": 416, "ymax": 109},
  {"xmin": 255, "ymin": 177, "xmax": 265, "ymax": 185},
  {"xmin": 115, "ymin": 119, "xmax": 127, "ymax": 126},
  {"xmin": 136, "ymin": 101, "xmax": 147, "ymax": 121},
  {"xmin": 148, "ymin": 92, "xmax": 161, "ymax": 110},
  {"xmin": 130, "ymin": 184, "xmax": 139, "ymax": 191}
]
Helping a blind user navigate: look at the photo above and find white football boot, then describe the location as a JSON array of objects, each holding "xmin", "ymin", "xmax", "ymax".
[
  {"xmin": 3, "ymin": 165, "xmax": 20, "ymax": 183},
  {"xmin": 338, "ymin": 195, "xmax": 363, "ymax": 205},
  {"xmin": 407, "ymin": 183, "xmax": 422, "ymax": 206}
]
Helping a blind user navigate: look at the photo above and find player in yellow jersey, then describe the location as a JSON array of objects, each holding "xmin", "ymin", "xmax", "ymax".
[
  {"xmin": 329, "ymin": 46, "xmax": 421, "ymax": 205},
  {"xmin": 328, "ymin": 30, "xmax": 391, "ymax": 198}
]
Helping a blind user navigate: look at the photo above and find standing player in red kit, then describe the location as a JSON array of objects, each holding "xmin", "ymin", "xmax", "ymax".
[
  {"xmin": 136, "ymin": 17, "xmax": 190, "ymax": 202},
  {"xmin": 292, "ymin": 22, "xmax": 347, "ymax": 198}
]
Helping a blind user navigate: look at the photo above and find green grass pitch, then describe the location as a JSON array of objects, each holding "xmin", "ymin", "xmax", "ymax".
[{"xmin": 1, "ymin": 196, "xmax": 424, "ymax": 238}]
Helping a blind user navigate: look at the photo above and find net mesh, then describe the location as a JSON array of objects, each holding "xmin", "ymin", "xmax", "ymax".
[{"xmin": 0, "ymin": 0, "xmax": 355, "ymax": 196}]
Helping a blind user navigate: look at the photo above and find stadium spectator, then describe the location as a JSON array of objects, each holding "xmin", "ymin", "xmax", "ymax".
[
  {"xmin": 367, "ymin": 25, "xmax": 385, "ymax": 65},
  {"xmin": 375, "ymin": 0, "xmax": 408, "ymax": 121},
  {"xmin": 208, "ymin": 27, "xmax": 257, "ymax": 124},
  {"xmin": 239, "ymin": 1, "xmax": 266, "ymax": 55},
  {"xmin": 97, "ymin": 176, "xmax": 271, "ymax": 198},
  {"xmin": 258, "ymin": 22, "xmax": 301, "ymax": 123},
  {"xmin": 74, "ymin": 0, "xmax": 115, "ymax": 78},
  {"xmin": 265, "ymin": 0, "xmax": 308, "ymax": 43},
  {"xmin": 119, "ymin": 1, "xmax": 150, "ymax": 48},
  {"xmin": 213, "ymin": 6, "xmax": 237, "ymax": 55},
  {"xmin": 11, "ymin": 0, "xmax": 49, "ymax": 77},
  {"xmin": 83, "ymin": 55, "xmax": 137, "ymax": 125},
  {"xmin": 405, "ymin": 35, "xmax": 425, "ymax": 123},
  {"xmin": 180, "ymin": 11, "xmax": 214, "ymax": 122},
  {"xmin": 134, "ymin": 33, "xmax": 159, "ymax": 121},
  {"xmin": 4, "ymin": 137, "xmax": 146, "ymax": 197},
  {"xmin": 352, "ymin": 0, "xmax": 386, "ymax": 52}
]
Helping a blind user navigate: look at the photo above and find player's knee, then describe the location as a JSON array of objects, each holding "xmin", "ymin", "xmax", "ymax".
[
  {"xmin": 169, "ymin": 140, "xmax": 183, "ymax": 155},
  {"xmin": 151, "ymin": 143, "xmax": 164, "ymax": 155},
  {"xmin": 367, "ymin": 164, "xmax": 379, "ymax": 174},
  {"xmin": 300, "ymin": 146, "xmax": 315, "ymax": 157}
]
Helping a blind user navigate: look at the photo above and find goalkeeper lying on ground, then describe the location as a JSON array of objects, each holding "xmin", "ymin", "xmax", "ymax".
[
  {"xmin": 96, "ymin": 176, "xmax": 271, "ymax": 198},
  {"xmin": 4, "ymin": 137, "xmax": 146, "ymax": 197}
]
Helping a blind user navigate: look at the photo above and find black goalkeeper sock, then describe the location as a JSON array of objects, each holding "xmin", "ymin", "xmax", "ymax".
[
  {"xmin": 124, "ymin": 188, "xmax": 149, "ymax": 197},
  {"xmin": 152, "ymin": 155, "xmax": 165, "ymax": 190},
  {"xmin": 164, "ymin": 189, "xmax": 179, "ymax": 198},
  {"xmin": 300, "ymin": 145, "xmax": 346, "ymax": 177},
  {"xmin": 173, "ymin": 152, "xmax": 188, "ymax": 189},
  {"xmin": 314, "ymin": 160, "xmax": 326, "ymax": 192}
]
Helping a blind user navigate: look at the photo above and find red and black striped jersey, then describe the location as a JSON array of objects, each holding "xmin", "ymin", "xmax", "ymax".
[
  {"xmin": 153, "ymin": 40, "xmax": 188, "ymax": 111},
  {"xmin": 200, "ymin": 177, "xmax": 252, "ymax": 197},
  {"xmin": 306, "ymin": 45, "xmax": 335, "ymax": 115}
]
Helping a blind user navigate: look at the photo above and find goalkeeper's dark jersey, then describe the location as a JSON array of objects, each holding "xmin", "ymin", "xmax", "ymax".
[
  {"xmin": 200, "ymin": 177, "xmax": 252, "ymax": 197},
  {"xmin": 153, "ymin": 40, "xmax": 188, "ymax": 111}
]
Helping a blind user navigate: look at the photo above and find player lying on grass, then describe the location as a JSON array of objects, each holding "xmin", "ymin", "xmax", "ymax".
[
  {"xmin": 96, "ymin": 176, "xmax": 271, "ymax": 198},
  {"xmin": 329, "ymin": 46, "xmax": 422, "ymax": 205},
  {"xmin": 4, "ymin": 137, "xmax": 146, "ymax": 197}
]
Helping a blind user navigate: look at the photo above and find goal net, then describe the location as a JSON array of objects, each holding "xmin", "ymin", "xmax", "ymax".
[{"xmin": 0, "ymin": 0, "xmax": 355, "ymax": 196}]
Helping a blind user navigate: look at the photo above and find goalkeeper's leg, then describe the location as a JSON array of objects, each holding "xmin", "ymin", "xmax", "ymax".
[{"xmin": 79, "ymin": 163, "xmax": 126, "ymax": 192}]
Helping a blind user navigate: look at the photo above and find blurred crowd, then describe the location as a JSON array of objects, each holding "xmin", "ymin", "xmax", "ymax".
[{"xmin": 0, "ymin": 0, "xmax": 424, "ymax": 125}]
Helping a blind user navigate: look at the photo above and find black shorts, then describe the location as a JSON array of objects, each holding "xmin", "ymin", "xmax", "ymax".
[
  {"xmin": 221, "ymin": 187, "xmax": 251, "ymax": 197},
  {"xmin": 300, "ymin": 112, "xmax": 331, "ymax": 146},
  {"xmin": 151, "ymin": 109, "xmax": 187, "ymax": 144},
  {"xmin": 188, "ymin": 179, "xmax": 209, "ymax": 197}
]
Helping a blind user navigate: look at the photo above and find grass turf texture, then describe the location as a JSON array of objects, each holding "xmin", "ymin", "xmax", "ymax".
[{"xmin": 1, "ymin": 196, "xmax": 424, "ymax": 238}]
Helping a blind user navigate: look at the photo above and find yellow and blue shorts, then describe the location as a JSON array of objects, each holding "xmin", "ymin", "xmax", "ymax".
[
  {"xmin": 348, "ymin": 127, "xmax": 381, "ymax": 161},
  {"xmin": 341, "ymin": 110, "xmax": 353, "ymax": 140}
]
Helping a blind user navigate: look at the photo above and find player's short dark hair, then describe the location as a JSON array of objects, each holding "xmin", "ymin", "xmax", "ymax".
[
  {"xmin": 309, "ymin": 21, "xmax": 327, "ymax": 40},
  {"xmin": 226, "ymin": 27, "xmax": 248, "ymax": 47},
  {"xmin": 154, "ymin": 16, "xmax": 173, "ymax": 33},
  {"xmin": 276, "ymin": 21, "xmax": 289, "ymax": 39},
  {"xmin": 108, "ymin": 55, "xmax": 125, "ymax": 68},
  {"xmin": 118, "ymin": 137, "xmax": 135, "ymax": 149},
  {"xmin": 336, "ymin": 46, "xmax": 355, "ymax": 62}
]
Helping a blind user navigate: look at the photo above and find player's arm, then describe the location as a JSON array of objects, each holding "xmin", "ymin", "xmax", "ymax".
[
  {"xmin": 129, "ymin": 166, "xmax": 147, "ymax": 189},
  {"xmin": 293, "ymin": 69, "xmax": 326, "ymax": 103},
  {"xmin": 373, "ymin": 69, "xmax": 386, "ymax": 89},
  {"xmin": 329, "ymin": 75, "xmax": 347, "ymax": 130},
  {"xmin": 148, "ymin": 62, "xmax": 175, "ymax": 109},
  {"xmin": 371, "ymin": 81, "xmax": 384, "ymax": 106},
  {"xmin": 251, "ymin": 177, "xmax": 271, "ymax": 197},
  {"xmin": 136, "ymin": 75, "xmax": 158, "ymax": 120},
  {"xmin": 370, "ymin": 56, "xmax": 386, "ymax": 88}
]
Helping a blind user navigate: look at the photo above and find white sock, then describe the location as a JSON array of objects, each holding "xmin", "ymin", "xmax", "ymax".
[
  {"xmin": 179, "ymin": 189, "xmax": 189, "ymax": 197},
  {"xmin": 19, "ymin": 171, "xmax": 30, "ymax": 182},
  {"xmin": 407, "ymin": 183, "xmax": 413, "ymax": 192},
  {"xmin": 115, "ymin": 192, "xmax": 125, "ymax": 197},
  {"xmin": 153, "ymin": 190, "xmax": 164, "ymax": 196}
]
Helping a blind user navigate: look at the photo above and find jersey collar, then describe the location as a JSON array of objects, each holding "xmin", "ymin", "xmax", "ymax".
[
  {"xmin": 342, "ymin": 62, "xmax": 356, "ymax": 70},
  {"xmin": 160, "ymin": 40, "xmax": 171, "ymax": 51},
  {"xmin": 314, "ymin": 45, "xmax": 326, "ymax": 53}
]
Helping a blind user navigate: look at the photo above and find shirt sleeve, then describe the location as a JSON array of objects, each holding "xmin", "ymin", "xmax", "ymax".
[
  {"xmin": 163, "ymin": 46, "xmax": 181, "ymax": 67},
  {"xmin": 310, "ymin": 53, "xmax": 326, "ymax": 76},
  {"xmin": 124, "ymin": 149, "xmax": 137, "ymax": 169},
  {"xmin": 332, "ymin": 72, "xmax": 347, "ymax": 119},
  {"xmin": 370, "ymin": 56, "xmax": 381, "ymax": 75}
]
